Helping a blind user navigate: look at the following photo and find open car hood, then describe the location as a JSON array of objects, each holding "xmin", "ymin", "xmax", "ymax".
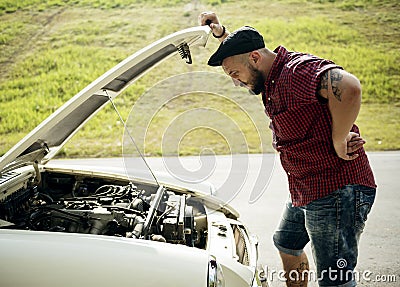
[{"xmin": 0, "ymin": 26, "xmax": 211, "ymax": 174}]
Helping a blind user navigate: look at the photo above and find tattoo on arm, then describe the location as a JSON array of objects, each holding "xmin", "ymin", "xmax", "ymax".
[
  {"xmin": 330, "ymin": 69, "xmax": 343, "ymax": 101},
  {"xmin": 317, "ymin": 69, "xmax": 343, "ymax": 101},
  {"xmin": 317, "ymin": 72, "xmax": 329, "ymax": 98}
]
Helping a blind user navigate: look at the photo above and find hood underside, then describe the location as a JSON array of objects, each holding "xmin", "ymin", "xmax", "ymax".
[{"xmin": 0, "ymin": 26, "xmax": 211, "ymax": 174}]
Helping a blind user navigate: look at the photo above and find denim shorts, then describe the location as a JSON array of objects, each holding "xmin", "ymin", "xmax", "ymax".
[{"xmin": 273, "ymin": 184, "xmax": 376, "ymax": 287}]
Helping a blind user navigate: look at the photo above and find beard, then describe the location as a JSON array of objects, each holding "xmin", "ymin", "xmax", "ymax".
[{"xmin": 247, "ymin": 65, "xmax": 265, "ymax": 95}]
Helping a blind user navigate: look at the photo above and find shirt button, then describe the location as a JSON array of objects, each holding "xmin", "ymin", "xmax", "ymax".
[
  {"xmin": 287, "ymin": 172, "xmax": 291, "ymax": 176},
  {"xmin": 271, "ymin": 80, "xmax": 275, "ymax": 84},
  {"xmin": 268, "ymin": 97, "xmax": 271, "ymax": 101}
]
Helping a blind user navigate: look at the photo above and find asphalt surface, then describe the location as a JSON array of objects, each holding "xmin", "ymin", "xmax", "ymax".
[
  {"xmin": 54, "ymin": 152, "xmax": 399, "ymax": 286},
  {"xmin": 225, "ymin": 152, "xmax": 400, "ymax": 287}
]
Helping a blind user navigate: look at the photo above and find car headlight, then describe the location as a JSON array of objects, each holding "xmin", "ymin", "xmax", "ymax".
[{"xmin": 208, "ymin": 256, "xmax": 225, "ymax": 287}]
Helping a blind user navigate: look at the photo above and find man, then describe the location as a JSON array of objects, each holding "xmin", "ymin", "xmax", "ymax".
[{"xmin": 199, "ymin": 12, "xmax": 376, "ymax": 287}]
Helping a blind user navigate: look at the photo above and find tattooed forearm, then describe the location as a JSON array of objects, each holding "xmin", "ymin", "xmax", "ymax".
[{"xmin": 330, "ymin": 69, "xmax": 343, "ymax": 101}]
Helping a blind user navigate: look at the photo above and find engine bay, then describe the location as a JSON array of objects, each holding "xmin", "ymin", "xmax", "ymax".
[{"xmin": 0, "ymin": 169, "xmax": 208, "ymax": 249}]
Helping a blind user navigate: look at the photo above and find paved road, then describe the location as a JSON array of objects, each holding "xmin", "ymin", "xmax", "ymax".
[
  {"xmin": 225, "ymin": 152, "xmax": 400, "ymax": 287},
  {"xmin": 54, "ymin": 152, "xmax": 399, "ymax": 286}
]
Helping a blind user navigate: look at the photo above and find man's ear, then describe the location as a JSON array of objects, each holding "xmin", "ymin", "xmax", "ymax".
[{"xmin": 249, "ymin": 51, "xmax": 261, "ymax": 66}]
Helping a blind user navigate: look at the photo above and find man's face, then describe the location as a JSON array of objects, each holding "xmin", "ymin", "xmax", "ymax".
[{"xmin": 222, "ymin": 54, "xmax": 265, "ymax": 95}]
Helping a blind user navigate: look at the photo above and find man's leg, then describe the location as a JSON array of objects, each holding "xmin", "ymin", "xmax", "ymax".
[
  {"xmin": 279, "ymin": 251, "xmax": 310, "ymax": 287},
  {"xmin": 304, "ymin": 185, "xmax": 376, "ymax": 286},
  {"xmin": 273, "ymin": 199, "xmax": 310, "ymax": 287}
]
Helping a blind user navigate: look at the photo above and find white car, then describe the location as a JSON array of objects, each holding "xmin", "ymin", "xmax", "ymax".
[{"xmin": 0, "ymin": 26, "xmax": 267, "ymax": 287}]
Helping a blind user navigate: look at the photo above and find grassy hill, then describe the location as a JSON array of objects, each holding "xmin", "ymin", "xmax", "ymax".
[{"xmin": 0, "ymin": 0, "xmax": 399, "ymax": 158}]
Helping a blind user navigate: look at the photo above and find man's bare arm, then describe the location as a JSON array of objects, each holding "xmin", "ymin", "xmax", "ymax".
[{"xmin": 317, "ymin": 68, "xmax": 364, "ymax": 160}]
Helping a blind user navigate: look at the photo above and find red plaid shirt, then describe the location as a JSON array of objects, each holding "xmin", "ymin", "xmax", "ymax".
[{"xmin": 263, "ymin": 46, "xmax": 376, "ymax": 206}]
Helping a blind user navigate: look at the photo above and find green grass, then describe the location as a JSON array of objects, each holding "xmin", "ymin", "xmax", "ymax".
[
  {"xmin": 0, "ymin": 0, "xmax": 399, "ymax": 158},
  {"xmin": 0, "ymin": 0, "xmax": 188, "ymax": 15},
  {"xmin": 357, "ymin": 104, "xmax": 400, "ymax": 151}
]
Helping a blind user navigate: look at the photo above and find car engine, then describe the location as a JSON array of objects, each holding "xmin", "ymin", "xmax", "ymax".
[{"xmin": 0, "ymin": 170, "xmax": 208, "ymax": 248}]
